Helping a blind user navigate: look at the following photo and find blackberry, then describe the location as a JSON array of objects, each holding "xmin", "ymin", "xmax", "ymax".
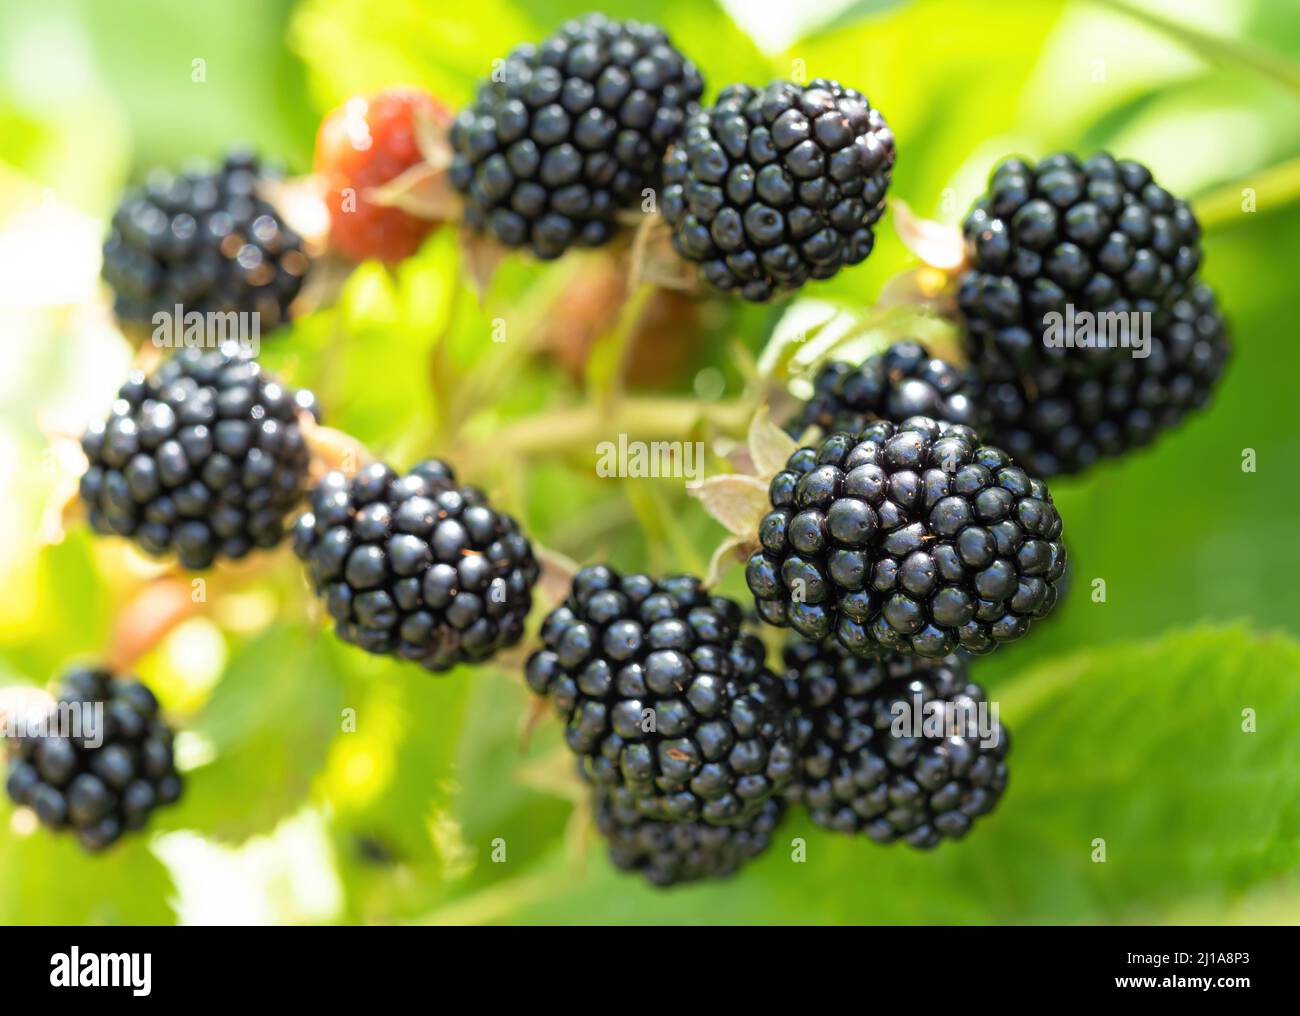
[
  {"xmin": 745, "ymin": 416, "xmax": 1067, "ymax": 658},
  {"xmin": 981, "ymin": 281, "xmax": 1231, "ymax": 477},
  {"xmin": 524, "ymin": 566, "xmax": 797, "ymax": 825},
  {"xmin": 449, "ymin": 14, "xmax": 703, "ymax": 259},
  {"xmin": 102, "ymin": 150, "xmax": 310, "ymax": 331},
  {"xmin": 4, "ymin": 668, "xmax": 183, "ymax": 852},
  {"xmin": 783, "ymin": 636, "xmax": 1007, "ymax": 848},
  {"xmin": 660, "ymin": 78, "xmax": 894, "ymax": 302},
  {"xmin": 293, "ymin": 460, "xmax": 539, "ymax": 672},
  {"xmin": 595, "ymin": 787, "xmax": 784, "ymax": 887},
  {"xmin": 79, "ymin": 346, "xmax": 315, "ymax": 569},
  {"xmin": 957, "ymin": 152, "xmax": 1201, "ymax": 380},
  {"xmin": 793, "ymin": 340, "xmax": 986, "ymax": 438}
]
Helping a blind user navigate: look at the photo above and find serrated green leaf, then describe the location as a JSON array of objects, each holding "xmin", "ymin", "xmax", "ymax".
[{"xmin": 446, "ymin": 626, "xmax": 1300, "ymax": 924}]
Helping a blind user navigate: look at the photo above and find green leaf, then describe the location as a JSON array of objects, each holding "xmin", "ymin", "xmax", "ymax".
[
  {"xmin": 455, "ymin": 626, "xmax": 1300, "ymax": 924},
  {"xmin": 0, "ymin": 820, "xmax": 176, "ymax": 924},
  {"xmin": 161, "ymin": 624, "xmax": 343, "ymax": 843}
]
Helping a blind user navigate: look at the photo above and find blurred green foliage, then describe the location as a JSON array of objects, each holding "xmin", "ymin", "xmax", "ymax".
[{"xmin": 1, "ymin": 0, "xmax": 1299, "ymax": 924}]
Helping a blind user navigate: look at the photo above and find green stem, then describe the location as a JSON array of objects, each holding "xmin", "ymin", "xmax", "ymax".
[
  {"xmin": 445, "ymin": 258, "xmax": 579, "ymax": 435},
  {"xmin": 428, "ymin": 276, "xmax": 464, "ymax": 437},
  {"xmin": 1192, "ymin": 155, "xmax": 1300, "ymax": 230},
  {"xmin": 588, "ymin": 281, "xmax": 655, "ymax": 411},
  {"xmin": 467, "ymin": 395, "xmax": 754, "ymax": 459},
  {"xmin": 1090, "ymin": 0, "xmax": 1300, "ymax": 96}
]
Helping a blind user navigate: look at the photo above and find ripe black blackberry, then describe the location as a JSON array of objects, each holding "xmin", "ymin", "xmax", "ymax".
[
  {"xmin": 746, "ymin": 416, "xmax": 1067, "ymax": 658},
  {"xmin": 524, "ymin": 566, "xmax": 797, "ymax": 825},
  {"xmin": 660, "ymin": 78, "xmax": 894, "ymax": 302},
  {"xmin": 783, "ymin": 636, "xmax": 1008, "ymax": 848},
  {"xmin": 79, "ymin": 346, "xmax": 315, "ymax": 569},
  {"xmin": 595, "ymin": 786, "xmax": 784, "ymax": 887},
  {"xmin": 793, "ymin": 340, "xmax": 986, "ymax": 438},
  {"xmin": 957, "ymin": 152, "xmax": 1201, "ymax": 380},
  {"xmin": 4, "ymin": 668, "xmax": 183, "ymax": 852},
  {"xmin": 292, "ymin": 460, "xmax": 539, "ymax": 672},
  {"xmin": 102, "ymin": 150, "xmax": 309, "ymax": 331},
  {"xmin": 980, "ymin": 280, "xmax": 1231, "ymax": 477},
  {"xmin": 449, "ymin": 14, "xmax": 703, "ymax": 259}
]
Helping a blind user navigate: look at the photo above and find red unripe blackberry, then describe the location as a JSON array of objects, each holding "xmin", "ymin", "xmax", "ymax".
[{"xmin": 315, "ymin": 87, "xmax": 453, "ymax": 263}]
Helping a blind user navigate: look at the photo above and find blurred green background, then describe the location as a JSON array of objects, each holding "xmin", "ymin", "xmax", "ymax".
[{"xmin": 2, "ymin": 0, "xmax": 1300, "ymax": 925}]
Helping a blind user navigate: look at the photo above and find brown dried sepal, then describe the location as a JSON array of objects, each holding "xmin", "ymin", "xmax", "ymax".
[
  {"xmin": 104, "ymin": 576, "xmax": 206, "ymax": 673},
  {"xmin": 689, "ymin": 406, "xmax": 798, "ymax": 588},
  {"xmin": 628, "ymin": 211, "xmax": 702, "ymax": 294},
  {"xmin": 458, "ymin": 226, "xmax": 509, "ymax": 306},
  {"xmin": 300, "ymin": 413, "xmax": 375, "ymax": 481}
]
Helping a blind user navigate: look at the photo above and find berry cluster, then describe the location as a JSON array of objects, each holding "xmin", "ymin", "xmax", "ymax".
[
  {"xmin": 661, "ymin": 79, "xmax": 894, "ymax": 301},
  {"xmin": 102, "ymin": 151, "xmax": 309, "ymax": 331},
  {"xmin": 950, "ymin": 153, "xmax": 1229, "ymax": 477},
  {"xmin": 793, "ymin": 340, "xmax": 986, "ymax": 438},
  {"xmin": 293, "ymin": 460, "xmax": 539, "ymax": 672},
  {"xmin": 97, "ymin": 20, "xmax": 897, "ymax": 316},
  {"xmin": 978, "ymin": 279, "xmax": 1231, "ymax": 477},
  {"xmin": 4, "ymin": 669, "xmax": 182, "ymax": 852},
  {"xmin": 783, "ymin": 637, "xmax": 1007, "ymax": 847},
  {"xmin": 450, "ymin": 14, "xmax": 703, "ymax": 259},
  {"xmin": 79, "ymin": 346, "xmax": 315, "ymax": 569},
  {"xmin": 525, "ymin": 566, "xmax": 797, "ymax": 825},
  {"xmin": 596, "ymin": 787, "xmax": 784, "ymax": 887},
  {"xmin": 958, "ymin": 152, "xmax": 1201, "ymax": 381},
  {"xmin": 72, "ymin": 23, "xmax": 1239, "ymax": 889},
  {"xmin": 746, "ymin": 416, "xmax": 1066, "ymax": 658}
]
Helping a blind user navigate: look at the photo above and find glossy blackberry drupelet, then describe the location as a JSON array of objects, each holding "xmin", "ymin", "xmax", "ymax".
[
  {"xmin": 958, "ymin": 152, "xmax": 1201, "ymax": 380},
  {"xmin": 102, "ymin": 150, "xmax": 309, "ymax": 330},
  {"xmin": 524, "ymin": 566, "xmax": 798, "ymax": 825},
  {"xmin": 4, "ymin": 668, "xmax": 183, "ymax": 852},
  {"xmin": 980, "ymin": 281, "xmax": 1231, "ymax": 477},
  {"xmin": 746, "ymin": 417, "xmax": 1067, "ymax": 658},
  {"xmin": 793, "ymin": 340, "xmax": 986, "ymax": 438},
  {"xmin": 79, "ymin": 347, "xmax": 315, "ymax": 569},
  {"xmin": 595, "ymin": 787, "xmax": 784, "ymax": 887},
  {"xmin": 660, "ymin": 78, "xmax": 894, "ymax": 302},
  {"xmin": 449, "ymin": 14, "xmax": 703, "ymax": 259},
  {"xmin": 293, "ymin": 460, "xmax": 539, "ymax": 672},
  {"xmin": 783, "ymin": 637, "xmax": 1007, "ymax": 848}
]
